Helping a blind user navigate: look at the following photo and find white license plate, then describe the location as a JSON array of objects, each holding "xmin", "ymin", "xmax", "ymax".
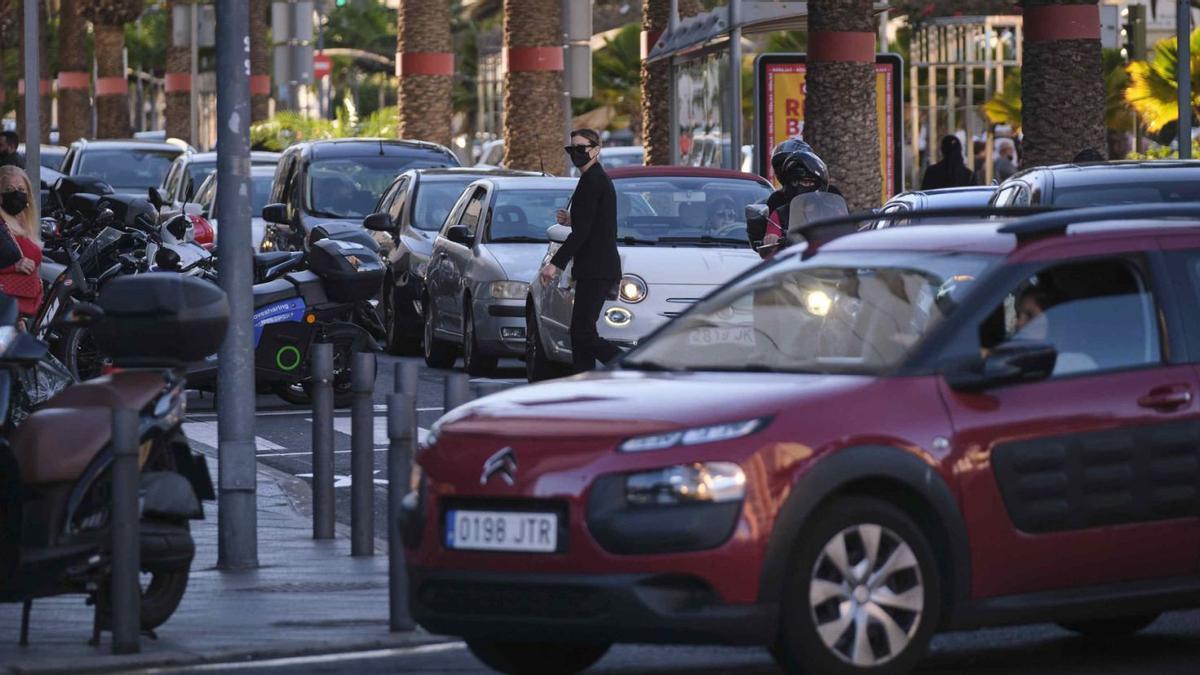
[
  {"xmin": 445, "ymin": 510, "xmax": 558, "ymax": 553},
  {"xmin": 688, "ymin": 326, "xmax": 755, "ymax": 346}
]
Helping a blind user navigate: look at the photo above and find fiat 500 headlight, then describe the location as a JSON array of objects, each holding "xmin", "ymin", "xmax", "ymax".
[
  {"xmin": 618, "ymin": 274, "xmax": 647, "ymax": 303},
  {"xmin": 490, "ymin": 280, "xmax": 529, "ymax": 299},
  {"xmin": 617, "ymin": 417, "xmax": 769, "ymax": 452},
  {"xmin": 625, "ymin": 462, "xmax": 746, "ymax": 505}
]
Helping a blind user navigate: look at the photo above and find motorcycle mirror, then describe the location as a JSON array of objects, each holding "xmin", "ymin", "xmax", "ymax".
[
  {"xmin": 148, "ymin": 187, "xmax": 168, "ymax": 210},
  {"xmin": 96, "ymin": 208, "xmax": 115, "ymax": 226}
]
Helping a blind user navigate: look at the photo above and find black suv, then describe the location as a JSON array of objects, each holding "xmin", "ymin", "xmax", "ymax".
[
  {"xmin": 261, "ymin": 138, "xmax": 459, "ymax": 252},
  {"xmin": 990, "ymin": 160, "xmax": 1200, "ymax": 209}
]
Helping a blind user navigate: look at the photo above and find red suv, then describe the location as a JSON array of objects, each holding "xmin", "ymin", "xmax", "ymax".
[{"xmin": 404, "ymin": 204, "xmax": 1200, "ymax": 674}]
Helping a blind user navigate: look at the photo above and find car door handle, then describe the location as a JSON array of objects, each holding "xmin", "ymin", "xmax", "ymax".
[{"xmin": 1138, "ymin": 385, "xmax": 1193, "ymax": 411}]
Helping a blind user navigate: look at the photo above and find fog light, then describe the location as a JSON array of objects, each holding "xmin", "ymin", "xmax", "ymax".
[
  {"xmin": 604, "ymin": 307, "xmax": 632, "ymax": 327},
  {"xmin": 501, "ymin": 326, "xmax": 525, "ymax": 339},
  {"xmin": 626, "ymin": 462, "xmax": 746, "ymax": 506}
]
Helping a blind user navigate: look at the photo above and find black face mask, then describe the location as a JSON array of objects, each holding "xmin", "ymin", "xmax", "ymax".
[
  {"xmin": 565, "ymin": 145, "xmax": 593, "ymax": 168},
  {"xmin": 2, "ymin": 190, "xmax": 27, "ymax": 216}
]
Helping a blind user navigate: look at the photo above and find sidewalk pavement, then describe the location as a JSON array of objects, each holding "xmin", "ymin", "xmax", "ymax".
[{"xmin": 0, "ymin": 451, "xmax": 447, "ymax": 674}]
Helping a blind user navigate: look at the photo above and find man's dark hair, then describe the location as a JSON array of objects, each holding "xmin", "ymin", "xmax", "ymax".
[
  {"xmin": 570, "ymin": 128, "xmax": 601, "ymax": 147},
  {"xmin": 1072, "ymin": 147, "xmax": 1104, "ymax": 163},
  {"xmin": 1, "ymin": 131, "xmax": 18, "ymax": 146}
]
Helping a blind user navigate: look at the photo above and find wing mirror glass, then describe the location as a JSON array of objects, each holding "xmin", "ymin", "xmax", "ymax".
[
  {"xmin": 445, "ymin": 225, "xmax": 473, "ymax": 246},
  {"xmin": 363, "ymin": 212, "xmax": 394, "ymax": 232},
  {"xmin": 262, "ymin": 203, "xmax": 288, "ymax": 224}
]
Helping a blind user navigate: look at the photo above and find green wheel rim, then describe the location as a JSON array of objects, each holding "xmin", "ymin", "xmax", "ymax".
[{"xmin": 276, "ymin": 345, "xmax": 302, "ymax": 371}]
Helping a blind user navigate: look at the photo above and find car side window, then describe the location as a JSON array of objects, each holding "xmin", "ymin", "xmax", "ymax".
[
  {"xmin": 874, "ymin": 203, "xmax": 908, "ymax": 230},
  {"xmin": 977, "ymin": 258, "xmax": 1161, "ymax": 377},
  {"xmin": 458, "ymin": 188, "xmax": 487, "ymax": 235},
  {"xmin": 388, "ymin": 177, "xmax": 410, "ymax": 227},
  {"xmin": 992, "ymin": 186, "xmax": 1016, "ymax": 207},
  {"xmin": 439, "ymin": 189, "xmax": 475, "ymax": 237},
  {"xmin": 163, "ymin": 161, "xmax": 181, "ymax": 197},
  {"xmin": 272, "ymin": 153, "xmax": 295, "ymax": 205},
  {"xmin": 1010, "ymin": 184, "xmax": 1032, "ymax": 207}
]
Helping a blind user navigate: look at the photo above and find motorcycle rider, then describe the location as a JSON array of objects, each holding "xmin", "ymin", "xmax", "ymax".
[{"xmin": 749, "ymin": 140, "xmax": 833, "ymax": 256}]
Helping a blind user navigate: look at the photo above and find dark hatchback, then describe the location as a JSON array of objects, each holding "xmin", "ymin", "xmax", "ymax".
[
  {"xmin": 260, "ymin": 138, "xmax": 460, "ymax": 252},
  {"xmin": 364, "ymin": 167, "xmax": 537, "ymax": 354},
  {"xmin": 990, "ymin": 160, "xmax": 1200, "ymax": 208}
]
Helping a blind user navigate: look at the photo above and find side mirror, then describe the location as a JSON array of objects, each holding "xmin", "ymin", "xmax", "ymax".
[
  {"xmin": 262, "ymin": 203, "xmax": 288, "ymax": 224},
  {"xmin": 546, "ymin": 224, "xmax": 571, "ymax": 244},
  {"xmin": 363, "ymin": 212, "xmax": 394, "ymax": 232},
  {"xmin": 944, "ymin": 340, "xmax": 1057, "ymax": 392},
  {"xmin": 445, "ymin": 224, "xmax": 473, "ymax": 246},
  {"xmin": 148, "ymin": 187, "xmax": 168, "ymax": 210},
  {"xmin": 744, "ymin": 203, "xmax": 768, "ymax": 224}
]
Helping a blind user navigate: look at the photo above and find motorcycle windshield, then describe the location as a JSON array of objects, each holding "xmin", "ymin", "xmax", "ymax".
[{"xmin": 786, "ymin": 192, "xmax": 850, "ymax": 233}]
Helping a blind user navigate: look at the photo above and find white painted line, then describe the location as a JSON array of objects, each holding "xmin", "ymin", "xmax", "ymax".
[
  {"xmin": 308, "ymin": 417, "xmax": 430, "ymax": 445},
  {"xmin": 257, "ymin": 448, "xmax": 387, "ymax": 457},
  {"xmin": 136, "ymin": 641, "xmax": 466, "ymax": 672},
  {"xmin": 182, "ymin": 422, "xmax": 284, "ymax": 452},
  {"xmin": 294, "ymin": 470, "xmax": 389, "ymax": 487}
]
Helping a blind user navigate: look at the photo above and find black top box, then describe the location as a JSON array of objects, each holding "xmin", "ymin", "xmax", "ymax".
[
  {"xmin": 92, "ymin": 274, "xmax": 230, "ymax": 367},
  {"xmin": 307, "ymin": 238, "xmax": 384, "ymax": 303}
]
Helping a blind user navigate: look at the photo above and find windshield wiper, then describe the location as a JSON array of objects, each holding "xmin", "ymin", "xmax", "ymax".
[
  {"xmin": 618, "ymin": 236, "xmax": 659, "ymax": 246},
  {"xmin": 656, "ymin": 236, "xmax": 748, "ymax": 246},
  {"xmin": 489, "ymin": 236, "xmax": 547, "ymax": 243},
  {"xmin": 619, "ymin": 360, "xmax": 683, "ymax": 372}
]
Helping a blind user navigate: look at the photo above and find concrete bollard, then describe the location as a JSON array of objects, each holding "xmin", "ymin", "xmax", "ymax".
[
  {"xmin": 110, "ymin": 408, "xmax": 141, "ymax": 655},
  {"xmin": 443, "ymin": 372, "xmax": 471, "ymax": 412},
  {"xmin": 350, "ymin": 351, "xmax": 377, "ymax": 557},
  {"xmin": 310, "ymin": 342, "xmax": 335, "ymax": 540},
  {"xmin": 387, "ymin": 392, "xmax": 416, "ymax": 632},
  {"xmin": 395, "ymin": 359, "xmax": 420, "ymax": 397}
]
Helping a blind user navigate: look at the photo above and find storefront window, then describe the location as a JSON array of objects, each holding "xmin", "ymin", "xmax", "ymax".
[{"xmin": 675, "ymin": 50, "xmax": 732, "ymax": 169}]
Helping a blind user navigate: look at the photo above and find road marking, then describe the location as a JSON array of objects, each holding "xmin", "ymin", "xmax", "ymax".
[
  {"xmin": 182, "ymin": 422, "xmax": 285, "ymax": 452},
  {"xmin": 257, "ymin": 448, "xmax": 387, "ymax": 457},
  {"xmin": 187, "ymin": 404, "xmax": 445, "ymax": 419},
  {"xmin": 138, "ymin": 641, "xmax": 466, "ymax": 672},
  {"xmin": 310, "ymin": 417, "xmax": 430, "ymax": 445},
  {"xmin": 294, "ymin": 470, "xmax": 389, "ymax": 487}
]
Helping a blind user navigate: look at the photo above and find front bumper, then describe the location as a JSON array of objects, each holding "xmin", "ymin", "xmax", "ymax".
[
  {"xmin": 474, "ymin": 298, "xmax": 527, "ymax": 357},
  {"xmin": 408, "ymin": 567, "xmax": 778, "ymax": 646}
]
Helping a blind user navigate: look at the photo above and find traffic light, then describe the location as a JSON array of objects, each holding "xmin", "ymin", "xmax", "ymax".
[{"xmin": 1121, "ymin": 5, "xmax": 1147, "ymax": 62}]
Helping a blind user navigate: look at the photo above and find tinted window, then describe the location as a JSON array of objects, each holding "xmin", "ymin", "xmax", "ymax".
[
  {"xmin": 979, "ymin": 259, "xmax": 1160, "ymax": 376},
  {"xmin": 413, "ymin": 179, "xmax": 476, "ymax": 230},
  {"xmin": 459, "ymin": 189, "xmax": 486, "ymax": 234},
  {"xmin": 386, "ymin": 177, "xmax": 409, "ymax": 225},
  {"xmin": 76, "ymin": 149, "xmax": 179, "ymax": 191},
  {"xmin": 486, "ymin": 189, "xmax": 573, "ymax": 242},
  {"xmin": 613, "ymin": 176, "xmax": 771, "ymax": 246},
  {"xmin": 1052, "ymin": 179, "xmax": 1200, "ymax": 207},
  {"xmin": 306, "ymin": 155, "xmax": 455, "ymax": 218}
]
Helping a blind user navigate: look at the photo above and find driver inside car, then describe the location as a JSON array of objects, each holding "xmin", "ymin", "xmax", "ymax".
[{"xmin": 705, "ymin": 196, "xmax": 739, "ymax": 237}]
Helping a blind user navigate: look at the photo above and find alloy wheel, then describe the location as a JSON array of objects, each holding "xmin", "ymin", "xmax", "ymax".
[{"xmin": 809, "ymin": 523, "xmax": 924, "ymax": 668}]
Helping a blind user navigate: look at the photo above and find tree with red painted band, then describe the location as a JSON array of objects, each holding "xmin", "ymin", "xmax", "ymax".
[
  {"xmin": 165, "ymin": 0, "xmax": 192, "ymax": 144},
  {"xmin": 88, "ymin": 0, "xmax": 147, "ymax": 139},
  {"xmin": 58, "ymin": 0, "xmax": 90, "ymax": 146},
  {"xmin": 501, "ymin": 0, "xmax": 565, "ymax": 174},
  {"xmin": 397, "ymin": 0, "xmax": 453, "ymax": 148}
]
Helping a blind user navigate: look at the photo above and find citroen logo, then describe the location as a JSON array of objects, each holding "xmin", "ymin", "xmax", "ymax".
[{"xmin": 480, "ymin": 447, "xmax": 518, "ymax": 486}]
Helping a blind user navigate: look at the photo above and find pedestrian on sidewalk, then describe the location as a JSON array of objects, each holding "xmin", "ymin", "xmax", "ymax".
[
  {"xmin": 0, "ymin": 166, "xmax": 43, "ymax": 328},
  {"xmin": 538, "ymin": 128, "xmax": 622, "ymax": 373},
  {"xmin": 921, "ymin": 135, "xmax": 976, "ymax": 189},
  {"xmin": 0, "ymin": 131, "xmax": 26, "ymax": 169}
]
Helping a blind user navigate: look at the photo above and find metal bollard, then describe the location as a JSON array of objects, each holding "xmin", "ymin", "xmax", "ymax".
[
  {"xmin": 443, "ymin": 372, "xmax": 471, "ymax": 412},
  {"xmin": 387, "ymin": 392, "xmax": 416, "ymax": 632},
  {"xmin": 310, "ymin": 342, "xmax": 336, "ymax": 540},
  {"xmin": 110, "ymin": 408, "xmax": 140, "ymax": 654},
  {"xmin": 350, "ymin": 351, "xmax": 377, "ymax": 556},
  {"xmin": 395, "ymin": 359, "xmax": 420, "ymax": 397}
]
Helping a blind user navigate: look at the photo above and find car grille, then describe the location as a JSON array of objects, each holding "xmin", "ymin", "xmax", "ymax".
[{"xmin": 418, "ymin": 581, "xmax": 611, "ymax": 619}]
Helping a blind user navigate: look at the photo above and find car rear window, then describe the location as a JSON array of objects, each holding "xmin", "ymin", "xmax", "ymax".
[{"xmin": 1053, "ymin": 179, "xmax": 1200, "ymax": 206}]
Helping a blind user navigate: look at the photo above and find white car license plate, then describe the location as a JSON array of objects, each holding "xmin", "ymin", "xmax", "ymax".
[
  {"xmin": 688, "ymin": 326, "xmax": 755, "ymax": 346},
  {"xmin": 445, "ymin": 510, "xmax": 558, "ymax": 553}
]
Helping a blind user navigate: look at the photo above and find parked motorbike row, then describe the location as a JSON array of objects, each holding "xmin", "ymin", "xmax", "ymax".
[{"xmin": 0, "ymin": 174, "xmax": 386, "ymax": 641}]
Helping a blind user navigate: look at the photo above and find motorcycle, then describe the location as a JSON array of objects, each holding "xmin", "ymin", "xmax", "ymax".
[{"xmin": 0, "ymin": 273, "xmax": 228, "ymax": 642}]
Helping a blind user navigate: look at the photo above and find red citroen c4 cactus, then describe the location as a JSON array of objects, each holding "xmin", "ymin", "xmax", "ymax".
[{"xmin": 405, "ymin": 204, "xmax": 1200, "ymax": 674}]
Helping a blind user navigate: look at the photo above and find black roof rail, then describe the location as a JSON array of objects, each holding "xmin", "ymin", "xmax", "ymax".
[
  {"xmin": 785, "ymin": 205, "xmax": 1062, "ymax": 250},
  {"xmin": 997, "ymin": 202, "xmax": 1200, "ymax": 240}
]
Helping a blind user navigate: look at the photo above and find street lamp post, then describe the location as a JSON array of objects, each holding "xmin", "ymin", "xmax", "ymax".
[
  {"xmin": 1179, "ymin": 0, "xmax": 1192, "ymax": 159},
  {"xmin": 22, "ymin": 0, "xmax": 40, "ymax": 219}
]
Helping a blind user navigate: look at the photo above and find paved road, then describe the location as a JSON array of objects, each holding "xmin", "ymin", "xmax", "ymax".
[{"xmin": 180, "ymin": 356, "xmax": 1200, "ymax": 673}]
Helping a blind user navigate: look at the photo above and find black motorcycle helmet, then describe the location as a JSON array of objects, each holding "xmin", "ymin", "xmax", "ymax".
[
  {"xmin": 770, "ymin": 137, "xmax": 814, "ymax": 180},
  {"xmin": 778, "ymin": 150, "xmax": 829, "ymax": 193}
]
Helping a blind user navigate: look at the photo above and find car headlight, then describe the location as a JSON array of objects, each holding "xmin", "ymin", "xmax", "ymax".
[
  {"xmin": 490, "ymin": 280, "xmax": 529, "ymax": 299},
  {"xmin": 618, "ymin": 275, "xmax": 647, "ymax": 303},
  {"xmin": 617, "ymin": 417, "xmax": 769, "ymax": 452},
  {"xmin": 804, "ymin": 289, "xmax": 832, "ymax": 316},
  {"xmin": 626, "ymin": 462, "xmax": 746, "ymax": 505}
]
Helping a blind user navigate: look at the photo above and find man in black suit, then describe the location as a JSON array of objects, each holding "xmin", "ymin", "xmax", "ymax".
[{"xmin": 539, "ymin": 128, "xmax": 622, "ymax": 373}]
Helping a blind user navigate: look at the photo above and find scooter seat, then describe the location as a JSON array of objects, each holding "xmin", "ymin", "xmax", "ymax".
[
  {"xmin": 253, "ymin": 277, "xmax": 299, "ymax": 308},
  {"xmin": 254, "ymin": 251, "xmax": 303, "ymax": 282},
  {"xmin": 40, "ymin": 370, "xmax": 167, "ymax": 412},
  {"xmin": 12, "ymin": 407, "xmax": 111, "ymax": 484}
]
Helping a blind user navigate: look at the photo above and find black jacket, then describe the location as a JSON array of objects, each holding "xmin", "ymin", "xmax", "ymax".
[
  {"xmin": 921, "ymin": 160, "xmax": 976, "ymax": 190},
  {"xmin": 550, "ymin": 163, "xmax": 621, "ymax": 279}
]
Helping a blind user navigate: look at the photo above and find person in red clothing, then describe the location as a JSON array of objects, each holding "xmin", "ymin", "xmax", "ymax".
[{"xmin": 0, "ymin": 165, "xmax": 42, "ymax": 328}]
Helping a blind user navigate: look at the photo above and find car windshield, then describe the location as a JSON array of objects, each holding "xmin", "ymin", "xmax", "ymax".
[
  {"xmin": 623, "ymin": 251, "xmax": 998, "ymax": 374},
  {"xmin": 486, "ymin": 189, "xmax": 574, "ymax": 242},
  {"xmin": 1051, "ymin": 177, "xmax": 1200, "ymax": 206},
  {"xmin": 76, "ymin": 149, "xmax": 179, "ymax": 191},
  {"xmin": 204, "ymin": 174, "xmax": 274, "ymax": 219},
  {"xmin": 307, "ymin": 155, "xmax": 454, "ymax": 218},
  {"xmin": 413, "ymin": 179, "xmax": 476, "ymax": 230},
  {"xmin": 613, "ymin": 176, "xmax": 770, "ymax": 246},
  {"xmin": 186, "ymin": 161, "xmax": 216, "ymax": 200}
]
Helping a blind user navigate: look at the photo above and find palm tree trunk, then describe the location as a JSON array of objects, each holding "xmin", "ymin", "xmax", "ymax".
[
  {"xmin": 641, "ymin": 0, "xmax": 670, "ymax": 165},
  {"xmin": 94, "ymin": 23, "xmax": 131, "ymax": 139},
  {"xmin": 251, "ymin": 0, "xmax": 270, "ymax": 122},
  {"xmin": 806, "ymin": 0, "xmax": 881, "ymax": 211},
  {"xmin": 1021, "ymin": 1, "xmax": 1105, "ymax": 167},
  {"xmin": 17, "ymin": 0, "xmax": 51, "ymax": 143},
  {"xmin": 58, "ymin": 0, "xmax": 91, "ymax": 145},
  {"xmin": 396, "ymin": 0, "xmax": 453, "ymax": 147},
  {"xmin": 502, "ymin": 0, "xmax": 565, "ymax": 174},
  {"xmin": 0, "ymin": 2, "xmax": 14, "ymax": 120},
  {"xmin": 165, "ymin": 0, "xmax": 192, "ymax": 143}
]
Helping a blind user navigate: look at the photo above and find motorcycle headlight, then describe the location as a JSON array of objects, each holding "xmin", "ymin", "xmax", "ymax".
[
  {"xmin": 617, "ymin": 417, "xmax": 769, "ymax": 452},
  {"xmin": 625, "ymin": 462, "xmax": 746, "ymax": 505},
  {"xmin": 618, "ymin": 275, "xmax": 647, "ymax": 304},
  {"xmin": 489, "ymin": 280, "xmax": 529, "ymax": 300}
]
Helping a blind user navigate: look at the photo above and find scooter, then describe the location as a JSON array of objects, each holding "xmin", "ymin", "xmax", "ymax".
[{"xmin": 0, "ymin": 273, "xmax": 226, "ymax": 643}]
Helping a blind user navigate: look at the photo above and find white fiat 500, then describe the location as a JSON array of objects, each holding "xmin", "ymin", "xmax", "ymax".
[{"xmin": 525, "ymin": 166, "xmax": 771, "ymax": 381}]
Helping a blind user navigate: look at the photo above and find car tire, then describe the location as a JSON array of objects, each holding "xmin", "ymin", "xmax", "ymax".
[
  {"xmin": 423, "ymin": 298, "xmax": 458, "ymax": 369},
  {"xmin": 775, "ymin": 496, "xmax": 940, "ymax": 675},
  {"xmin": 526, "ymin": 310, "xmax": 566, "ymax": 382},
  {"xmin": 383, "ymin": 276, "xmax": 414, "ymax": 356},
  {"xmin": 463, "ymin": 304, "xmax": 497, "ymax": 377},
  {"xmin": 466, "ymin": 640, "xmax": 610, "ymax": 675},
  {"xmin": 1057, "ymin": 613, "xmax": 1159, "ymax": 637}
]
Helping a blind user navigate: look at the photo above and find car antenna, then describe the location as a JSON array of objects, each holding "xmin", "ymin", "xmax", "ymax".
[{"xmin": 378, "ymin": 139, "xmax": 384, "ymax": 156}]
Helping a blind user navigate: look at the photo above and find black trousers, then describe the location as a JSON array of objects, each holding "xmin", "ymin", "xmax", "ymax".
[{"xmin": 571, "ymin": 277, "xmax": 622, "ymax": 373}]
